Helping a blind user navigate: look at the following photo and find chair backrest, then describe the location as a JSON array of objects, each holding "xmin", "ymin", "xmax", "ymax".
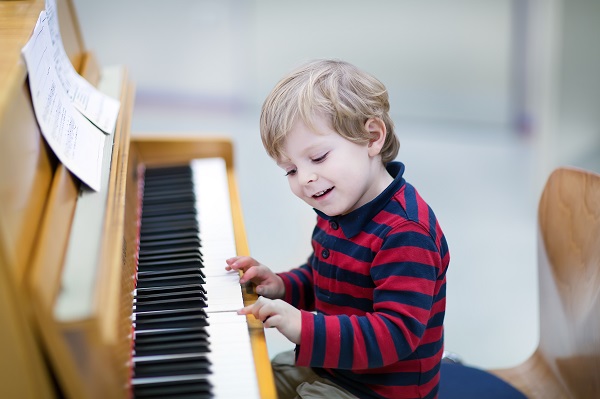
[{"xmin": 537, "ymin": 167, "xmax": 600, "ymax": 398}]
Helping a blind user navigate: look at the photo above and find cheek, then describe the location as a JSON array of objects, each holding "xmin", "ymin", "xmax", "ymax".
[{"xmin": 288, "ymin": 179, "xmax": 304, "ymax": 198}]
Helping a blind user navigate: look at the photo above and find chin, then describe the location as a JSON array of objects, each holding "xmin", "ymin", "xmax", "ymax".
[{"xmin": 315, "ymin": 205, "xmax": 346, "ymax": 217}]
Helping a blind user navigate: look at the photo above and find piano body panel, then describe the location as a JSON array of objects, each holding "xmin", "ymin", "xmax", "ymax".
[
  {"xmin": 132, "ymin": 135, "xmax": 236, "ymax": 168},
  {"xmin": 0, "ymin": 79, "xmax": 57, "ymax": 286},
  {"xmin": 0, "ymin": 1, "xmax": 88, "ymax": 397},
  {"xmin": 0, "ymin": 245, "xmax": 56, "ymax": 399},
  {"xmin": 25, "ymin": 65, "xmax": 136, "ymax": 399},
  {"xmin": 94, "ymin": 67, "xmax": 134, "ymax": 353}
]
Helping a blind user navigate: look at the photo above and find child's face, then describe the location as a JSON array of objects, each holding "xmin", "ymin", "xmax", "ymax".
[{"xmin": 277, "ymin": 112, "xmax": 391, "ymax": 216}]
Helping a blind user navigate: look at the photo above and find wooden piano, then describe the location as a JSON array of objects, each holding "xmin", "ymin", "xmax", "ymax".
[{"xmin": 0, "ymin": 0, "xmax": 276, "ymax": 398}]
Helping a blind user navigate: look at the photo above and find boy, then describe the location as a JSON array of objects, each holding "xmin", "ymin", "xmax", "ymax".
[{"xmin": 226, "ymin": 59, "xmax": 449, "ymax": 399}]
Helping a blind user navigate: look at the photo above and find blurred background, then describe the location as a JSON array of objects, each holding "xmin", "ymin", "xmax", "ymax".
[{"xmin": 73, "ymin": 0, "xmax": 600, "ymax": 370}]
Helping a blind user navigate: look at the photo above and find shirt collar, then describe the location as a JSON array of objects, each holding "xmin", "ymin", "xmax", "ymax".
[{"xmin": 314, "ymin": 161, "xmax": 406, "ymax": 238}]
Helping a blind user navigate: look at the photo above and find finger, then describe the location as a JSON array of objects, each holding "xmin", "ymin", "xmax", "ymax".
[
  {"xmin": 239, "ymin": 266, "xmax": 259, "ymax": 284},
  {"xmin": 225, "ymin": 259, "xmax": 242, "ymax": 271},
  {"xmin": 237, "ymin": 303, "xmax": 255, "ymax": 315},
  {"xmin": 255, "ymin": 283, "xmax": 275, "ymax": 297},
  {"xmin": 256, "ymin": 299, "xmax": 278, "ymax": 323},
  {"xmin": 226, "ymin": 256, "xmax": 256, "ymax": 272},
  {"xmin": 262, "ymin": 314, "xmax": 282, "ymax": 328}
]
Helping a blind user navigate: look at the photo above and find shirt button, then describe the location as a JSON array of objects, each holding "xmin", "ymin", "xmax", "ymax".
[
  {"xmin": 321, "ymin": 249, "xmax": 330, "ymax": 259},
  {"xmin": 330, "ymin": 221, "xmax": 339, "ymax": 230}
]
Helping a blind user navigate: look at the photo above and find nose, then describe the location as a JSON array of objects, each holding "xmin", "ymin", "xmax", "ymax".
[{"xmin": 298, "ymin": 168, "xmax": 318, "ymax": 185}]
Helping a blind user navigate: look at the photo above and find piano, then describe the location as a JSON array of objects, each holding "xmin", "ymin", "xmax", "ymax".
[{"xmin": 0, "ymin": 1, "xmax": 276, "ymax": 398}]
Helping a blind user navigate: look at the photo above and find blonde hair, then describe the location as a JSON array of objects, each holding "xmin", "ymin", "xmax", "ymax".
[{"xmin": 260, "ymin": 59, "xmax": 400, "ymax": 163}]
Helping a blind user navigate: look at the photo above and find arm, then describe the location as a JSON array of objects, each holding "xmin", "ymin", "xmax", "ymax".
[
  {"xmin": 277, "ymin": 253, "xmax": 316, "ymax": 311},
  {"xmin": 295, "ymin": 225, "xmax": 444, "ymax": 370},
  {"xmin": 231, "ymin": 254, "xmax": 317, "ymax": 345}
]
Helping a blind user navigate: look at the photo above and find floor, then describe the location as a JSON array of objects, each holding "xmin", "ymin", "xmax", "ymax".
[{"xmin": 132, "ymin": 102, "xmax": 597, "ymax": 370}]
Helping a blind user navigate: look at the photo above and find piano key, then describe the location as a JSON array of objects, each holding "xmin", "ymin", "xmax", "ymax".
[
  {"xmin": 134, "ymin": 328, "xmax": 210, "ymax": 349},
  {"xmin": 134, "ymin": 284, "xmax": 207, "ymax": 298},
  {"xmin": 133, "ymin": 297, "xmax": 207, "ymax": 313},
  {"xmin": 130, "ymin": 160, "xmax": 260, "ymax": 399},
  {"xmin": 137, "ymin": 266, "xmax": 205, "ymax": 278},
  {"xmin": 137, "ymin": 251, "xmax": 201, "ymax": 263},
  {"xmin": 133, "ymin": 353, "xmax": 211, "ymax": 377},
  {"xmin": 132, "ymin": 374, "xmax": 212, "ymax": 399}
]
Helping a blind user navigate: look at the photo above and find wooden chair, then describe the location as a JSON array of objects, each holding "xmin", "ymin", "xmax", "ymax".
[
  {"xmin": 440, "ymin": 167, "xmax": 600, "ymax": 398},
  {"xmin": 489, "ymin": 166, "xmax": 600, "ymax": 398}
]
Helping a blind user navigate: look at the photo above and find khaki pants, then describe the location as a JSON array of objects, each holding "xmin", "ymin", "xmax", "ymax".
[{"xmin": 272, "ymin": 350, "xmax": 358, "ymax": 399}]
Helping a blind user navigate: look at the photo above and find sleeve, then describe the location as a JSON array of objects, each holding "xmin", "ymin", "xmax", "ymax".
[
  {"xmin": 295, "ymin": 223, "xmax": 442, "ymax": 370},
  {"xmin": 277, "ymin": 252, "xmax": 316, "ymax": 311}
]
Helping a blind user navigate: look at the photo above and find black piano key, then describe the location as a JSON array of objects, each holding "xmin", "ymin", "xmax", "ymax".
[
  {"xmin": 137, "ymin": 258, "xmax": 204, "ymax": 272},
  {"xmin": 135, "ymin": 284, "xmax": 207, "ymax": 297},
  {"xmin": 137, "ymin": 265, "xmax": 204, "ymax": 275},
  {"xmin": 133, "ymin": 354, "xmax": 211, "ymax": 378},
  {"xmin": 139, "ymin": 245, "xmax": 203, "ymax": 258},
  {"xmin": 136, "ymin": 273, "xmax": 205, "ymax": 289},
  {"xmin": 140, "ymin": 221, "xmax": 199, "ymax": 236},
  {"xmin": 132, "ymin": 164, "xmax": 219, "ymax": 399},
  {"xmin": 144, "ymin": 179, "xmax": 192, "ymax": 188},
  {"xmin": 137, "ymin": 268, "xmax": 206, "ymax": 281},
  {"xmin": 134, "ymin": 337, "xmax": 210, "ymax": 357},
  {"xmin": 140, "ymin": 225, "xmax": 200, "ymax": 240},
  {"xmin": 144, "ymin": 171, "xmax": 192, "ymax": 181},
  {"xmin": 143, "ymin": 191, "xmax": 194, "ymax": 200},
  {"xmin": 133, "ymin": 297, "xmax": 207, "ymax": 312},
  {"xmin": 141, "ymin": 205, "xmax": 196, "ymax": 219},
  {"xmin": 135, "ymin": 286, "xmax": 206, "ymax": 300},
  {"xmin": 133, "ymin": 315, "xmax": 208, "ymax": 330},
  {"xmin": 134, "ymin": 314, "xmax": 208, "ymax": 331},
  {"xmin": 140, "ymin": 233, "xmax": 201, "ymax": 247},
  {"xmin": 144, "ymin": 165, "xmax": 192, "ymax": 180},
  {"xmin": 140, "ymin": 212, "xmax": 198, "ymax": 225},
  {"xmin": 134, "ymin": 326, "xmax": 209, "ymax": 343},
  {"xmin": 138, "ymin": 251, "xmax": 202, "ymax": 263},
  {"xmin": 139, "ymin": 237, "xmax": 201, "ymax": 252},
  {"xmin": 132, "ymin": 377, "xmax": 212, "ymax": 399}
]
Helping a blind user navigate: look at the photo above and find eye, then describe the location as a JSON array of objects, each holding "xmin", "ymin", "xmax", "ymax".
[
  {"xmin": 285, "ymin": 168, "xmax": 297, "ymax": 177},
  {"xmin": 312, "ymin": 152, "xmax": 329, "ymax": 163}
]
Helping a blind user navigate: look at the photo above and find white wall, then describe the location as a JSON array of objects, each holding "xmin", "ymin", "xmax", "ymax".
[
  {"xmin": 73, "ymin": 0, "xmax": 600, "ymax": 370},
  {"xmin": 75, "ymin": 0, "xmax": 515, "ymax": 127}
]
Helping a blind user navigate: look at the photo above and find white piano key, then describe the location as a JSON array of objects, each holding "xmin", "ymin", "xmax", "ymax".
[
  {"xmin": 206, "ymin": 312, "xmax": 260, "ymax": 399},
  {"xmin": 191, "ymin": 159, "xmax": 260, "ymax": 398},
  {"xmin": 203, "ymin": 274, "xmax": 244, "ymax": 312}
]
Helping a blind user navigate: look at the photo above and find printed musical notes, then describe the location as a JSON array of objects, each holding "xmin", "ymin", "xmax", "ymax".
[{"xmin": 21, "ymin": 11, "xmax": 105, "ymax": 191}]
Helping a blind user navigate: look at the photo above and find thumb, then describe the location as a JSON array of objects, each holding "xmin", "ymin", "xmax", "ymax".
[{"xmin": 256, "ymin": 283, "xmax": 277, "ymax": 298}]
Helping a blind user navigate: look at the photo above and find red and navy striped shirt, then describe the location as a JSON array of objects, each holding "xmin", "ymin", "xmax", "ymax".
[{"xmin": 278, "ymin": 162, "xmax": 449, "ymax": 399}]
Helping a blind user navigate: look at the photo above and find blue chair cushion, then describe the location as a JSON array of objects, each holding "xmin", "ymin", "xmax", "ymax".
[{"xmin": 439, "ymin": 362, "xmax": 528, "ymax": 399}]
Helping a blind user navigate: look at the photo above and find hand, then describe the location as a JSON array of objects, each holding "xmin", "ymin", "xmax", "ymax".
[
  {"xmin": 225, "ymin": 256, "xmax": 285, "ymax": 299},
  {"xmin": 239, "ymin": 296, "xmax": 301, "ymax": 344}
]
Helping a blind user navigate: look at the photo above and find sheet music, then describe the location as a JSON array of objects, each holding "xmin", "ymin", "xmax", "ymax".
[
  {"xmin": 21, "ymin": 12, "xmax": 104, "ymax": 192},
  {"xmin": 45, "ymin": 0, "xmax": 120, "ymax": 135}
]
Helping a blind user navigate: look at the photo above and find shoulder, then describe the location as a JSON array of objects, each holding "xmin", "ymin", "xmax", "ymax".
[{"xmin": 382, "ymin": 182, "xmax": 442, "ymax": 243}]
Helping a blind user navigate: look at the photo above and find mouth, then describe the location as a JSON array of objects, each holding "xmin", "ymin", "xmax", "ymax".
[{"xmin": 312, "ymin": 187, "xmax": 334, "ymax": 198}]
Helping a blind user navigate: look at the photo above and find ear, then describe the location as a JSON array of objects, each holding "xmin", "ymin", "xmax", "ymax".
[{"xmin": 365, "ymin": 118, "xmax": 387, "ymax": 157}]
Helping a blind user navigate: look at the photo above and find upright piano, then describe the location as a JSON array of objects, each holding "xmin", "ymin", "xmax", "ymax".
[{"xmin": 0, "ymin": 1, "xmax": 276, "ymax": 398}]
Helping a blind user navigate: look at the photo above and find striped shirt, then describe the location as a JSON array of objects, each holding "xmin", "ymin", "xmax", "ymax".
[{"xmin": 278, "ymin": 162, "xmax": 450, "ymax": 399}]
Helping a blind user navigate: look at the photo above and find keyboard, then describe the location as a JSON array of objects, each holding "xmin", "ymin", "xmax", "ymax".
[{"xmin": 130, "ymin": 158, "xmax": 260, "ymax": 399}]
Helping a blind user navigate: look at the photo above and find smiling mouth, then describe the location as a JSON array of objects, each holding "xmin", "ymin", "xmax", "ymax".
[{"xmin": 313, "ymin": 187, "xmax": 334, "ymax": 198}]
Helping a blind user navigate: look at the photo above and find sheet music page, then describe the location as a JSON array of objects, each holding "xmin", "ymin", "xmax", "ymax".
[
  {"xmin": 44, "ymin": 0, "xmax": 120, "ymax": 135},
  {"xmin": 21, "ymin": 12, "xmax": 105, "ymax": 192}
]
